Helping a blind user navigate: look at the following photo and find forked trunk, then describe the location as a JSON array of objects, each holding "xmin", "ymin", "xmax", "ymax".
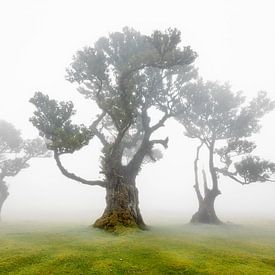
[
  {"xmin": 191, "ymin": 189, "xmax": 222, "ymax": 224},
  {"xmin": 191, "ymin": 140, "xmax": 223, "ymax": 224},
  {"xmin": 94, "ymin": 174, "xmax": 146, "ymax": 232},
  {"xmin": 0, "ymin": 181, "xmax": 9, "ymax": 222}
]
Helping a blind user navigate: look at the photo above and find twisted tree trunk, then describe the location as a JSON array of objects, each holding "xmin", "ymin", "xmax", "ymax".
[
  {"xmin": 0, "ymin": 181, "xmax": 9, "ymax": 222},
  {"xmin": 93, "ymin": 171, "xmax": 146, "ymax": 232},
  {"xmin": 191, "ymin": 189, "xmax": 221, "ymax": 224},
  {"xmin": 53, "ymin": 144, "xmax": 146, "ymax": 232},
  {"xmin": 190, "ymin": 142, "xmax": 222, "ymax": 224},
  {"xmin": 93, "ymin": 125, "xmax": 149, "ymax": 232}
]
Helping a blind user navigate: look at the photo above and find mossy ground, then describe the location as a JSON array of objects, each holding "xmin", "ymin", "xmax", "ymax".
[{"xmin": 0, "ymin": 222, "xmax": 275, "ymax": 274}]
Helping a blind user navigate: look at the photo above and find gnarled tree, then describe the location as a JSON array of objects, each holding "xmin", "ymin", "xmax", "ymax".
[
  {"xmin": 30, "ymin": 27, "xmax": 197, "ymax": 232},
  {"xmin": 0, "ymin": 120, "xmax": 48, "ymax": 221},
  {"xmin": 176, "ymin": 80, "xmax": 275, "ymax": 224}
]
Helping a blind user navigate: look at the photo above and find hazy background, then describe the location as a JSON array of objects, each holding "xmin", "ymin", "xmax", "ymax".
[{"xmin": 0, "ymin": 0, "xmax": 275, "ymax": 224}]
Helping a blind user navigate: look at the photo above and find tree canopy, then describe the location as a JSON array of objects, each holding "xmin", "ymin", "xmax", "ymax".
[
  {"xmin": 30, "ymin": 27, "xmax": 198, "ymax": 231},
  {"xmin": 0, "ymin": 120, "xmax": 49, "ymax": 180},
  {"xmin": 177, "ymin": 80, "xmax": 275, "ymax": 185},
  {"xmin": 176, "ymin": 80, "xmax": 275, "ymax": 224},
  {"xmin": 0, "ymin": 119, "xmax": 49, "ymax": 220},
  {"xmin": 30, "ymin": 27, "xmax": 198, "ymax": 182}
]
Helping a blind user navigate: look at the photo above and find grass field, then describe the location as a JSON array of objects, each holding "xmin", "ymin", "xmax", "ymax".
[{"xmin": 0, "ymin": 222, "xmax": 275, "ymax": 274}]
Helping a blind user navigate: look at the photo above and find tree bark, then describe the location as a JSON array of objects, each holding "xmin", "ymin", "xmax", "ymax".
[
  {"xmin": 93, "ymin": 172, "xmax": 146, "ymax": 232},
  {"xmin": 53, "ymin": 133, "xmax": 147, "ymax": 232},
  {"xmin": 190, "ymin": 189, "xmax": 222, "ymax": 224},
  {"xmin": 0, "ymin": 181, "xmax": 9, "ymax": 222},
  {"xmin": 190, "ymin": 138, "xmax": 223, "ymax": 225}
]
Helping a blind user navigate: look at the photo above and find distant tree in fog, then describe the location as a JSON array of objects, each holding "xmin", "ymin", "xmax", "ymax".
[
  {"xmin": 0, "ymin": 120, "xmax": 49, "ymax": 221},
  {"xmin": 30, "ymin": 27, "xmax": 197, "ymax": 232},
  {"xmin": 176, "ymin": 80, "xmax": 275, "ymax": 224}
]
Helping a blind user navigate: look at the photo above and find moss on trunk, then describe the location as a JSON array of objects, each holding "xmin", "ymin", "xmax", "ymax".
[{"xmin": 93, "ymin": 176, "xmax": 146, "ymax": 233}]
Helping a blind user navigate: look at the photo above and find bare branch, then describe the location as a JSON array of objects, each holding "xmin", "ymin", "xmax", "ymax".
[
  {"xmin": 141, "ymin": 108, "xmax": 150, "ymax": 132},
  {"xmin": 94, "ymin": 79, "xmax": 121, "ymax": 131},
  {"xmin": 126, "ymin": 132, "xmax": 150, "ymax": 174},
  {"xmin": 90, "ymin": 111, "xmax": 106, "ymax": 128},
  {"xmin": 209, "ymin": 139, "xmax": 219, "ymax": 191},
  {"xmin": 149, "ymin": 112, "xmax": 170, "ymax": 133},
  {"xmin": 89, "ymin": 112, "xmax": 109, "ymax": 146},
  {"xmin": 150, "ymin": 137, "xmax": 169, "ymax": 149},
  {"xmin": 202, "ymin": 168, "xmax": 209, "ymax": 195},
  {"xmin": 54, "ymin": 151, "xmax": 106, "ymax": 188},
  {"xmin": 193, "ymin": 142, "xmax": 203, "ymax": 203}
]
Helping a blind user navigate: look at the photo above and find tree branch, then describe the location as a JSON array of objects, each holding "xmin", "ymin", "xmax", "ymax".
[
  {"xmin": 193, "ymin": 142, "xmax": 203, "ymax": 203},
  {"xmin": 149, "ymin": 112, "xmax": 170, "ymax": 133},
  {"xmin": 202, "ymin": 168, "xmax": 209, "ymax": 195},
  {"xmin": 94, "ymin": 79, "xmax": 121, "ymax": 131},
  {"xmin": 1, "ymin": 155, "xmax": 31, "ymax": 179},
  {"xmin": 141, "ymin": 107, "xmax": 150, "ymax": 132},
  {"xmin": 90, "ymin": 111, "xmax": 106, "ymax": 128},
  {"xmin": 209, "ymin": 139, "xmax": 219, "ymax": 191},
  {"xmin": 215, "ymin": 167, "xmax": 275, "ymax": 185},
  {"xmin": 89, "ymin": 112, "xmax": 109, "ymax": 146},
  {"xmin": 216, "ymin": 167, "xmax": 249, "ymax": 185},
  {"xmin": 149, "ymin": 137, "xmax": 169, "ymax": 149},
  {"xmin": 54, "ymin": 151, "xmax": 106, "ymax": 188},
  {"xmin": 126, "ymin": 133, "xmax": 150, "ymax": 175},
  {"xmin": 92, "ymin": 128, "xmax": 109, "ymax": 147}
]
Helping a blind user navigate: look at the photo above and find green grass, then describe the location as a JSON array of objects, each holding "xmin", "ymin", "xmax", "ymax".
[{"xmin": 0, "ymin": 222, "xmax": 275, "ymax": 274}]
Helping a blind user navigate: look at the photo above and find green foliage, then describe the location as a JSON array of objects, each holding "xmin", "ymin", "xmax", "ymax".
[
  {"xmin": 0, "ymin": 119, "xmax": 49, "ymax": 180},
  {"xmin": 235, "ymin": 156, "xmax": 275, "ymax": 183},
  {"xmin": 30, "ymin": 92, "xmax": 93, "ymax": 154},
  {"xmin": 178, "ymin": 80, "xmax": 253, "ymax": 140},
  {"xmin": 177, "ymin": 80, "xmax": 275, "ymax": 185},
  {"xmin": 0, "ymin": 120, "xmax": 22, "ymax": 154},
  {"xmin": 232, "ymin": 91, "xmax": 275, "ymax": 137},
  {"xmin": 30, "ymin": 27, "xmax": 197, "ymax": 177},
  {"xmin": 23, "ymin": 138, "xmax": 49, "ymax": 158},
  {"xmin": 215, "ymin": 140, "xmax": 257, "ymax": 167},
  {"xmin": 178, "ymin": 81, "xmax": 274, "ymax": 141},
  {"xmin": 1, "ymin": 158, "xmax": 30, "ymax": 175},
  {"xmin": 66, "ymin": 27, "xmax": 197, "ymax": 135}
]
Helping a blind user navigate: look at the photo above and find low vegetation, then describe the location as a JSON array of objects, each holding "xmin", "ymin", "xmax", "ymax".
[{"xmin": 0, "ymin": 222, "xmax": 275, "ymax": 274}]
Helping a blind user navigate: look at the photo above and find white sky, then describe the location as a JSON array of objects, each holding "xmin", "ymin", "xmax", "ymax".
[{"xmin": 0, "ymin": 0, "xmax": 275, "ymax": 223}]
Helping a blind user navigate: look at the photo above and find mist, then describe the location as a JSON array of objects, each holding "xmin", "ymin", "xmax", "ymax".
[
  {"xmin": 2, "ymin": 2, "xmax": 275, "ymax": 274},
  {"xmin": 0, "ymin": 0, "xmax": 275, "ymax": 227},
  {"xmin": 2, "ymin": 118, "xmax": 275, "ymax": 225}
]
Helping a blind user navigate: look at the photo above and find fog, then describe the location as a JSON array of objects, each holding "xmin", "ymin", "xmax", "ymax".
[{"xmin": 1, "ymin": 0, "xmax": 275, "ymax": 225}]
